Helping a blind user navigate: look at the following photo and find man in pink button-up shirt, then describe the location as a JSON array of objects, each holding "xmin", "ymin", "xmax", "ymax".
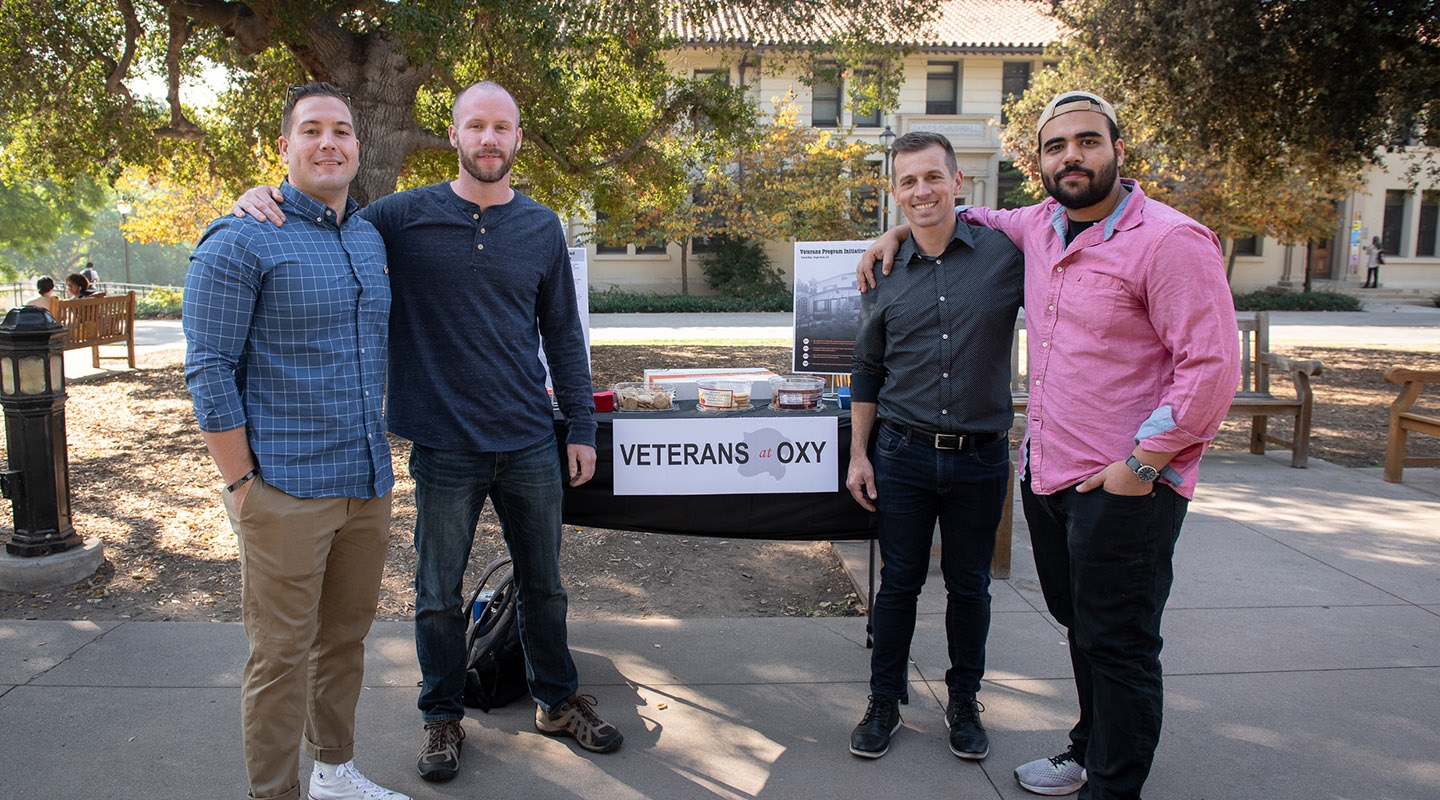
[{"xmin": 859, "ymin": 92, "xmax": 1240, "ymax": 800}]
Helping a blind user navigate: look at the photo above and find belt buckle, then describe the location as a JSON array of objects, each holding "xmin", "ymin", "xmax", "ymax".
[{"xmin": 933, "ymin": 432, "xmax": 961, "ymax": 450}]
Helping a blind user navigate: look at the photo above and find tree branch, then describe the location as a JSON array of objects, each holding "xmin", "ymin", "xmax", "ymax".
[
  {"xmin": 407, "ymin": 128, "xmax": 451, "ymax": 152},
  {"xmin": 107, "ymin": 0, "xmax": 142, "ymax": 106},
  {"xmin": 156, "ymin": 9, "xmax": 205, "ymax": 141},
  {"xmin": 165, "ymin": 0, "xmax": 274, "ymax": 55}
]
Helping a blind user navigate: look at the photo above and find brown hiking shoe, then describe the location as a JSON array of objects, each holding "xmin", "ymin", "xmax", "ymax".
[
  {"xmin": 534, "ymin": 693, "xmax": 624, "ymax": 753},
  {"xmin": 416, "ymin": 719, "xmax": 465, "ymax": 782}
]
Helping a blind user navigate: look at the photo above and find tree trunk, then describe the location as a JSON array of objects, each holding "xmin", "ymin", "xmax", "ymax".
[
  {"xmin": 1224, "ymin": 237, "xmax": 1237, "ymax": 284},
  {"xmin": 294, "ymin": 28, "xmax": 448, "ymax": 205},
  {"xmin": 681, "ymin": 241, "xmax": 689, "ymax": 295}
]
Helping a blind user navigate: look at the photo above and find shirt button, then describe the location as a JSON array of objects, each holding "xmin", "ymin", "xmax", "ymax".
[
  {"xmin": 481, "ymin": 228, "xmax": 487, "ymax": 234},
  {"xmin": 936, "ymin": 259, "xmax": 943, "ymax": 266},
  {"xmin": 1042, "ymin": 341, "xmax": 1049, "ymax": 348},
  {"xmin": 942, "ymin": 372, "xmax": 949, "ymax": 378},
  {"xmin": 939, "ymin": 296, "xmax": 945, "ymax": 301},
  {"xmin": 316, "ymin": 216, "xmax": 323, "ymax": 222},
  {"xmin": 941, "ymin": 334, "xmax": 949, "ymax": 340},
  {"xmin": 941, "ymin": 409, "xmax": 949, "ymax": 415},
  {"xmin": 1048, "ymin": 304, "xmax": 1055, "ymax": 311},
  {"xmin": 359, "ymin": 348, "xmax": 365, "ymax": 354},
  {"xmin": 472, "ymin": 213, "xmax": 479, "ymax": 220},
  {"xmin": 1034, "ymin": 379, "xmax": 1042, "ymax": 386},
  {"xmin": 1056, "ymin": 266, "xmax": 1065, "ymax": 273},
  {"xmin": 477, "ymin": 244, "xmax": 484, "ymax": 250}
]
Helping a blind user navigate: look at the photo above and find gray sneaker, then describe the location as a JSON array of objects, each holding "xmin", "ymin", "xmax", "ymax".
[
  {"xmin": 416, "ymin": 719, "xmax": 465, "ymax": 782},
  {"xmin": 535, "ymin": 693, "xmax": 624, "ymax": 753},
  {"xmin": 1015, "ymin": 748, "xmax": 1087, "ymax": 796}
]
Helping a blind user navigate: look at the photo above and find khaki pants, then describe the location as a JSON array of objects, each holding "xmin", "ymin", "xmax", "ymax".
[{"xmin": 224, "ymin": 478, "xmax": 393, "ymax": 800}]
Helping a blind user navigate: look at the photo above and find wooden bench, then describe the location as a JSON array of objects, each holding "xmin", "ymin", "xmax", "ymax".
[
  {"xmin": 46, "ymin": 292, "xmax": 137, "ymax": 369},
  {"xmin": 1224, "ymin": 311, "xmax": 1324, "ymax": 468},
  {"xmin": 1383, "ymin": 367, "xmax": 1440, "ymax": 483}
]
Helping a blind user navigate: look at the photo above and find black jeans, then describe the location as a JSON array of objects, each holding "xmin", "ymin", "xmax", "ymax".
[
  {"xmin": 1021, "ymin": 478, "xmax": 1188, "ymax": 800},
  {"xmin": 869, "ymin": 422, "xmax": 1010, "ymax": 701}
]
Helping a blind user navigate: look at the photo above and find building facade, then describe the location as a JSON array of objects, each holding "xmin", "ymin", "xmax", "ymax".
[{"xmin": 575, "ymin": 0, "xmax": 1440, "ymax": 300}]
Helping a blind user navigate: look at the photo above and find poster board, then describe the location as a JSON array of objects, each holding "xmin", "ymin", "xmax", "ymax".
[
  {"xmin": 791, "ymin": 241, "xmax": 871, "ymax": 374},
  {"xmin": 541, "ymin": 246, "xmax": 591, "ymax": 388}
]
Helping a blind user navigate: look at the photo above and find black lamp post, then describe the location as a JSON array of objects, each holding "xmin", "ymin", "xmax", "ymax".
[
  {"xmin": 116, "ymin": 200, "xmax": 133, "ymax": 287},
  {"xmin": 0, "ymin": 306, "xmax": 80, "ymax": 556},
  {"xmin": 879, "ymin": 124, "xmax": 896, "ymax": 230}
]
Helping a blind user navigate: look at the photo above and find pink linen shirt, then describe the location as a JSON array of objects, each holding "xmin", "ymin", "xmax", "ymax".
[{"xmin": 963, "ymin": 180, "xmax": 1240, "ymax": 499}]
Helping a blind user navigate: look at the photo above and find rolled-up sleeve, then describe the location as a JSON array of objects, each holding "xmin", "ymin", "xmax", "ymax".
[
  {"xmin": 182, "ymin": 219, "xmax": 261, "ymax": 433},
  {"xmin": 1136, "ymin": 223, "xmax": 1241, "ymax": 453}
]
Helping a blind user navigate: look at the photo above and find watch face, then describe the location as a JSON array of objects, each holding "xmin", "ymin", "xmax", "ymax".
[{"xmin": 1128, "ymin": 456, "xmax": 1158, "ymax": 482}]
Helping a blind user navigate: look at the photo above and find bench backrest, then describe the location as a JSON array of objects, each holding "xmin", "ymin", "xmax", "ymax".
[
  {"xmin": 1236, "ymin": 310, "xmax": 1270, "ymax": 395},
  {"xmin": 47, "ymin": 292, "xmax": 136, "ymax": 346}
]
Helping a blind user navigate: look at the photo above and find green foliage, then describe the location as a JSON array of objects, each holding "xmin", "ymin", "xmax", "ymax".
[
  {"xmin": 1053, "ymin": 0, "xmax": 1440, "ymax": 181},
  {"xmin": 0, "ymin": 177, "xmax": 106, "ymax": 275},
  {"xmin": 135, "ymin": 286, "xmax": 182, "ymax": 318},
  {"xmin": 0, "ymin": 0, "xmax": 935, "ymax": 217},
  {"xmin": 1232, "ymin": 290, "xmax": 1364, "ymax": 312},
  {"xmin": 999, "ymin": 46, "xmax": 1359, "ymax": 255},
  {"xmin": 589, "ymin": 287, "xmax": 791, "ymax": 314},
  {"xmin": 699, "ymin": 236, "xmax": 786, "ymax": 298}
]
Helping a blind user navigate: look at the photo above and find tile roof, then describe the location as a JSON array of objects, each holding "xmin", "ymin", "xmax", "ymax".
[{"xmin": 667, "ymin": 0, "xmax": 1068, "ymax": 53}]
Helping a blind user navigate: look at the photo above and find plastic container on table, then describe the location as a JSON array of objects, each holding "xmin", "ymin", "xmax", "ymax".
[
  {"xmin": 768, "ymin": 375, "xmax": 826, "ymax": 411},
  {"xmin": 612, "ymin": 381, "xmax": 677, "ymax": 412},
  {"xmin": 696, "ymin": 380, "xmax": 752, "ymax": 411}
]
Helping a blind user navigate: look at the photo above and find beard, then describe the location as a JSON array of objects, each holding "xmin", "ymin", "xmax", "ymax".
[
  {"xmin": 459, "ymin": 142, "xmax": 518, "ymax": 184},
  {"xmin": 1042, "ymin": 148, "xmax": 1120, "ymax": 210}
]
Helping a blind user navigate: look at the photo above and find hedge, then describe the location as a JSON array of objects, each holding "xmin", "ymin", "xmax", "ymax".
[
  {"xmin": 1231, "ymin": 290, "xmax": 1364, "ymax": 312},
  {"xmin": 588, "ymin": 288, "xmax": 792, "ymax": 313}
]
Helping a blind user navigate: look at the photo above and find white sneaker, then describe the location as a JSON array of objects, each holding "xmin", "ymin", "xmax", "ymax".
[
  {"xmin": 309, "ymin": 760, "xmax": 411, "ymax": 800},
  {"xmin": 1014, "ymin": 748, "xmax": 1087, "ymax": 796}
]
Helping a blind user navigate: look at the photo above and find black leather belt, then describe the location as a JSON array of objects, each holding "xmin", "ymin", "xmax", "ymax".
[{"xmin": 883, "ymin": 420, "xmax": 1007, "ymax": 451}]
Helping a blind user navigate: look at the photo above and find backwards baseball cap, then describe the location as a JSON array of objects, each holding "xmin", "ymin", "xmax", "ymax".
[{"xmin": 1035, "ymin": 91, "xmax": 1119, "ymax": 138}]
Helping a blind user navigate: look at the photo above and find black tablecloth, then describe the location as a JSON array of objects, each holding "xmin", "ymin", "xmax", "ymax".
[{"xmin": 557, "ymin": 404, "xmax": 876, "ymax": 541}]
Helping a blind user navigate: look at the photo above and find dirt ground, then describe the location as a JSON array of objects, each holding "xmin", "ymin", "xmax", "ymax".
[{"xmin": 1, "ymin": 342, "xmax": 1436, "ymax": 623}]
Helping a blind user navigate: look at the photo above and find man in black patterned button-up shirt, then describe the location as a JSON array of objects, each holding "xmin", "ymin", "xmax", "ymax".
[{"xmin": 846, "ymin": 131, "xmax": 1023, "ymax": 763}]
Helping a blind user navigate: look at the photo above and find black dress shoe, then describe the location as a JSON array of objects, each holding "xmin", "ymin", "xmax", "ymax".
[
  {"xmin": 850, "ymin": 695, "xmax": 902, "ymax": 758},
  {"xmin": 946, "ymin": 693, "xmax": 989, "ymax": 759}
]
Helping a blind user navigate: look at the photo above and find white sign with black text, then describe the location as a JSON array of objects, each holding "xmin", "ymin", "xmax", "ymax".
[{"xmin": 612, "ymin": 416, "xmax": 838, "ymax": 496}]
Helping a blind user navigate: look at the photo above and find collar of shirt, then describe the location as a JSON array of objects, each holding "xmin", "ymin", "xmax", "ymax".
[
  {"xmin": 280, "ymin": 179, "xmax": 361, "ymax": 229},
  {"xmin": 1046, "ymin": 178, "xmax": 1138, "ymax": 244},
  {"xmin": 895, "ymin": 218, "xmax": 978, "ymax": 267}
]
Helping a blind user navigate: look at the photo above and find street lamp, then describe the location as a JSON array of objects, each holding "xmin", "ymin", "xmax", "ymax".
[
  {"xmin": 116, "ymin": 200, "xmax": 133, "ymax": 287},
  {"xmin": 879, "ymin": 124, "xmax": 896, "ymax": 230}
]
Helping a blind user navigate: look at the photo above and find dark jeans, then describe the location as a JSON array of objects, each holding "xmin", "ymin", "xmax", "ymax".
[
  {"xmin": 1021, "ymin": 478, "xmax": 1188, "ymax": 800},
  {"xmin": 409, "ymin": 435, "xmax": 579, "ymax": 721},
  {"xmin": 869, "ymin": 422, "xmax": 1010, "ymax": 701}
]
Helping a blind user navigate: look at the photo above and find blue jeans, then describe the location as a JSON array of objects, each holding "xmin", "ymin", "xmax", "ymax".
[
  {"xmin": 1021, "ymin": 478, "xmax": 1188, "ymax": 800},
  {"xmin": 869, "ymin": 422, "xmax": 1010, "ymax": 701},
  {"xmin": 409, "ymin": 435, "xmax": 578, "ymax": 721}
]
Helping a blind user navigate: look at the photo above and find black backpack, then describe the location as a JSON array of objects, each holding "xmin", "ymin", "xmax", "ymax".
[{"xmin": 460, "ymin": 556, "xmax": 529, "ymax": 712}]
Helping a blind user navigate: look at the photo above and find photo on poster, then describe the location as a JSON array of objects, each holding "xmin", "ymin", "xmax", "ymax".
[{"xmin": 792, "ymin": 240, "xmax": 872, "ymax": 374}]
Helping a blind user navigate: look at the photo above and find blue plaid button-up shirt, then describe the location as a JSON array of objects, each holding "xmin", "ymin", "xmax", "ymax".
[{"xmin": 184, "ymin": 181, "xmax": 393, "ymax": 499}]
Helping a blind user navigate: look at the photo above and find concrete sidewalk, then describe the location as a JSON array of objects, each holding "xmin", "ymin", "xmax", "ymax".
[{"xmin": 2, "ymin": 451, "xmax": 1437, "ymax": 799}]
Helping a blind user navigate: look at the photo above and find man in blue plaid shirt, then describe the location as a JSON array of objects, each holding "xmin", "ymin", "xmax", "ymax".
[{"xmin": 184, "ymin": 82, "xmax": 406, "ymax": 800}]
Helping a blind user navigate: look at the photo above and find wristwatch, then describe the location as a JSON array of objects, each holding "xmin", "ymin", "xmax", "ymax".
[{"xmin": 1126, "ymin": 455, "xmax": 1159, "ymax": 483}]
